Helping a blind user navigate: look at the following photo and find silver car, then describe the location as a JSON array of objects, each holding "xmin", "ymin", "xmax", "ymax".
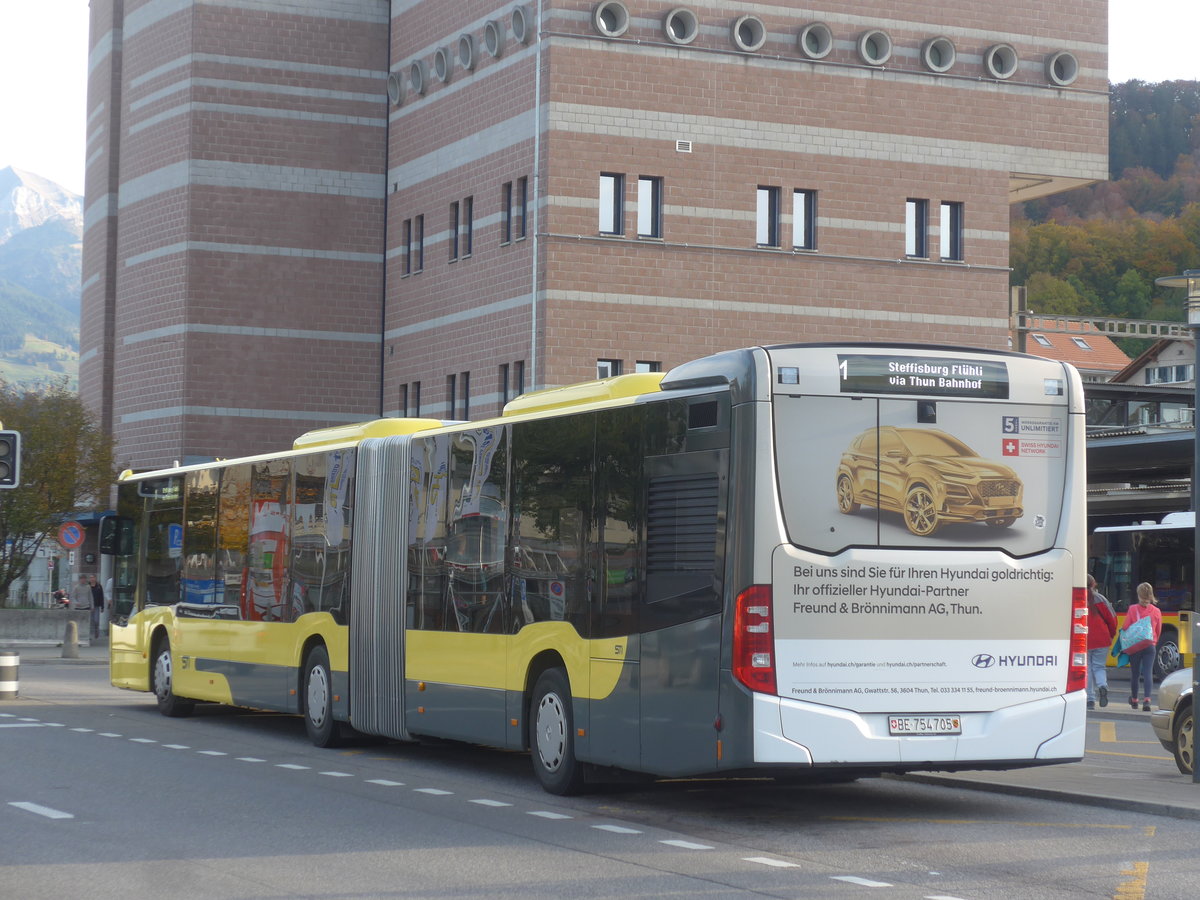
[{"xmin": 1150, "ymin": 668, "xmax": 1196, "ymax": 775}]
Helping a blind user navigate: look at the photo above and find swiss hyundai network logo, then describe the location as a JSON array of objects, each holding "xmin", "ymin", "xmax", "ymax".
[{"xmin": 971, "ymin": 654, "xmax": 995, "ymax": 668}]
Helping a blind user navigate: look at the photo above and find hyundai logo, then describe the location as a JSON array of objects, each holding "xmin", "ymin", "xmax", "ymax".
[{"xmin": 971, "ymin": 654, "xmax": 995, "ymax": 668}]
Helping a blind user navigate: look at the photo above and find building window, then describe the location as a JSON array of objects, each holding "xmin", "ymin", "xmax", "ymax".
[
  {"xmin": 1031, "ymin": 334, "xmax": 1052, "ymax": 347},
  {"xmin": 514, "ymin": 359, "xmax": 525, "ymax": 395},
  {"xmin": 515, "ymin": 176, "xmax": 528, "ymax": 240},
  {"xmin": 635, "ymin": 361, "xmax": 662, "ymax": 373},
  {"xmin": 1146, "ymin": 364, "xmax": 1194, "ymax": 385},
  {"xmin": 500, "ymin": 363, "xmax": 510, "ymax": 404},
  {"xmin": 597, "ymin": 358, "xmax": 622, "ymax": 378},
  {"xmin": 793, "ymin": 189, "xmax": 817, "ymax": 250},
  {"xmin": 400, "ymin": 383, "xmax": 408, "ymax": 417},
  {"xmin": 447, "ymin": 373, "xmax": 457, "ymax": 419},
  {"xmin": 757, "ymin": 186, "xmax": 780, "ymax": 247},
  {"xmin": 600, "ymin": 173, "xmax": 624, "ymax": 235},
  {"xmin": 637, "ymin": 176, "xmax": 662, "ymax": 238},
  {"xmin": 449, "ymin": 201, "xmax": 460, "ymax": 262},
  {"xmin": 460, "ymin": 371, "xmax": 470, "ymax": 419},
  {"xmin": 1071, "ymin": 337, "xmax": 1093, "ymax": 351},
  {"xmin": 939, "ymin": 201, "xmax": 963, "ymax": 261},
  {"xmin": 402, "ymin": 218, "xmax": 412, "ymax": 276},
  {"xmin": 412, "ymin": 381, "xmax": 421, "ymax": 417},
  {"xmin": 462, "ymin": 196, "xmax": 473, "ymax": 258},
  {"xmin": 501, "ymin": 181, "xmax": 513, "ymax": 244},
  {"xmin": 414, "ymin": 214, "xmax": 425, "ymax": 271},
  {"xmin": 905, "ymin": 199, "xmax": 928, "ymax": 258}
]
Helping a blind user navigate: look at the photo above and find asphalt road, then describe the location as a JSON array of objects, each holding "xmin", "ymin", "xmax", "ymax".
[{"xmin": 3, "ymin": 663, "xmax": 1199, "ymax": 899}]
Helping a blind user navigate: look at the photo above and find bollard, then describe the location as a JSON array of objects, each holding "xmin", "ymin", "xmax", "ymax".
[
  {"xmin": 0, "ymin": 651, "xmax": 17, "ymax": 700},
  {"xmin": 62, "ymin": 620, "xmax": 80, "ymax": 660}
]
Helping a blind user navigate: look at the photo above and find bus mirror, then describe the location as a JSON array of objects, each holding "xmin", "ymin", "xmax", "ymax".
[{"xmin": 99, "ymin": 515, "xmax": 135, "ymax": 556}]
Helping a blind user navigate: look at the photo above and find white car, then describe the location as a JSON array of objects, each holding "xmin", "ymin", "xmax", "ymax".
[{"xmin": 1150, "ymin": 668, "xmax": 1196, "ymax": 775}]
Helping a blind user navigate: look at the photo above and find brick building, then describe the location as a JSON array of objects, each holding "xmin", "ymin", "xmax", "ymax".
[{"xmin": 83, "ymin": 1, "xmax": 1109, "ymax": 468}]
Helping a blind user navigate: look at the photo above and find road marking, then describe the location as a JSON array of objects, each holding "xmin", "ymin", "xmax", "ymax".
[
  {"xmin": 415, "ymin": 788, "xmax": 453, "ymax": 795},
  {"xmin": 1117, "ymin": 861, "xmax": 1149, "ymax": 900},
  {"xmin": 237, "ymin": 757, "xmax": 266, "ymax": 762},
  {"xmin": 9, "ymin": 802, "xmax": 74, "ymax": 820},
  {"xmin": 276, "ymin": 764, "xmax": 310, "ymax": 770},
  {"xmin": 70, "ymin": 728, "xmax": 93, "ymax": 733},
  {"xmin": 197, "ymin": 751, "xmax": 227, "ymax": 756},
  {"xmin": 593, "ymin": 824, "xmax": 642, "ymax": 834},
  {"xmin": 1087, "ymin": 749, "xmax": 1172, "ymax": 761},
  {"xmin": 1100, "ymin": 722, "xmax": 1117, "ymax": 742},
  {"xmin": 320, "ymin": 771, "xmax": 353, "ymax": 777},
  {"xmin": 130, "ymin": 738, "xmax": 156, "ymax": 744},
  {"xmin": 660, "ymin": 839, "xmax": 713, "ymax": 850},
  {"xmin": 470, "ymin": 799, "xmax": 512, "ymax": 807},
  {"xmin": 828, "ymin": 815, "xmax": 1132, "ymax": 830},
  {"xmin": 528, "ymin": 811, "xmax": 572, "ymax": 820},
  {"xmin": 0, "ymin": 723, "xmax": 43, "ymax": 728},
  {"xmin": 44, "ymin": 723, "xmax": 65, "ymax": 727},
  {"xmin": 98, "ymin": 732, "xmax": 122, "ymax": 738},
  {"xmin": 832, "ymin": 875, "xmax": 892, "ymax": 887},
  {"xmin": 925, "ymin": 895, "xmax": 970, "ymax": 899},
  {"xmin": 163, "ymin": 744, "xmax": 190, "ymax": 750},
  {"xmin": 744, "ymin": 857, "xmax": 799, "ymax": 868},
  {"xmin": 367, "ymin": 779, "xmax": 404, "ymax": 786}
]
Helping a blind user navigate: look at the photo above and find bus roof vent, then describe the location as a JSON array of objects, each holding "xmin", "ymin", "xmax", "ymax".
[
  {"xmin": 502, "ymin": 372, "xmax": 663, "ymax": 417},
  {"xmin": 293, "ymin": 418, "xmax": 442, "ymax": 450}
]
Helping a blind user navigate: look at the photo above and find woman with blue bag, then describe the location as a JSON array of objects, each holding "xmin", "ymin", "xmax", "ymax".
[{"xmin": 1119, "ymin": 583, "xmax": 1162, "ymax": 711}]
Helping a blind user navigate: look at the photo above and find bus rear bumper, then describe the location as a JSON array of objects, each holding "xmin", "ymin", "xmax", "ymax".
[{"xmin": 752, "ymin": 691, "xmax": 1085, "ymax": 766}]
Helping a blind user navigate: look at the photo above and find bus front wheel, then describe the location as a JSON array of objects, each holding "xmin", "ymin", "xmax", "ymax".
[
  {"xmin": 152, "ymin": 638, "xmax": 194, "ymax": 718},
  {"xmin": 530, "ymin": 668, "xmax": 585, "ymax": 795},
  {"xmin": 303, "ymin": 645, "xmax": 342, "ymax": 748}
]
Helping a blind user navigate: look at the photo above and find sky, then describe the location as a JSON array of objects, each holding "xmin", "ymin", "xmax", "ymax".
[{"xmin": 0, "ymin": 1, "xmax": 1198, "ymax": 198}]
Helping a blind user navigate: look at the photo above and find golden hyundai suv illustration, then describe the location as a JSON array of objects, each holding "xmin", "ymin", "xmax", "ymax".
[{"xmin": 836, "ymin": 426, "xmax": 1023, "ymax": 537}]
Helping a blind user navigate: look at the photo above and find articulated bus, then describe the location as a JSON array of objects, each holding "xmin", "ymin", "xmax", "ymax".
[
  {"xmin": 104, "ymin": 343, "xmax": 1088, "ymax": 794},
  {"xmin": 1089, "ymin": 512, "xmax": 1195, "ymax": 679}
]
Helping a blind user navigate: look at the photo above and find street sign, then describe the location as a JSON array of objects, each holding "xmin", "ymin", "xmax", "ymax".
[{"xmin": 58, "ymin": 522, "xmax": 85, "ymax": 550}]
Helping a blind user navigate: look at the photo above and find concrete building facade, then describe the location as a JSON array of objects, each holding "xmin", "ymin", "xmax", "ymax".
[{"xmin": 83, "ymin": 1, "xmax": 1109, "ymax": 469}]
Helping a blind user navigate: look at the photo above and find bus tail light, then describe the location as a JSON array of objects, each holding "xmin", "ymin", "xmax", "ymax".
[
  {"xmin": 1067, "ymin": 586, "xmax": 1088, "ymax": 694},
  {"xmin": 734, "ymin": 585, "xmax": 777, "ymax": 695}
]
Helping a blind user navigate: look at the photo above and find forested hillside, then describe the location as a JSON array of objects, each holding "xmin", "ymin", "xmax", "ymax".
[{"xmin": 1012, "ymin": 80, "xmax": 1200, "ymax": 322}]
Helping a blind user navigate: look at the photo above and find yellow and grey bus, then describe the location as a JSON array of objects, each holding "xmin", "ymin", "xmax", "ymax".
[{"xmin": 104, "ymin": 343, "xmax": 1088, "ymax": 793}]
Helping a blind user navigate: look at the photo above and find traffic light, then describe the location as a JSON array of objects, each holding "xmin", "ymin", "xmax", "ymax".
[{"xmin": 0, "ymin": 430, "xmax": 21, "ymax": 489}]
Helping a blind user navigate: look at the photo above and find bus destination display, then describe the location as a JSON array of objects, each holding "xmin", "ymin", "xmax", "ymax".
[{"xmin": 838, "ymin": 354, "xmax": 1009, "ymax": 399}]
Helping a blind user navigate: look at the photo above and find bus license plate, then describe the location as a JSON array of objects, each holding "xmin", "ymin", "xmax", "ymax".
[{"xmin": 888, "ymin": 715, "xmax": 962, "ymax": 736}]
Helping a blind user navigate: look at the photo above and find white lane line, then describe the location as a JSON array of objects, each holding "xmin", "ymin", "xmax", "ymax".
[
  {"xmin": 276, "ymin": 764, "xmax": 310, "ymax": 770},
  {"xmin": 237, "ymin": 757, "xmax": 266, "ymax": 762},
  {"xmin": 832, "ymin": 876, "xmax": 893, "ymax": 887},
  {"xmin": 528, "ymin": 811, "xmax": 572, "ymax": 820},
  {"xmin": 745, "ymin": 858, "xmax": 799, "ymax": 868},
  {"xmin": 197, "ymin": 751, "xmax": 227, "ymax": 756},
  {"xmin": 0, "ymin": 723, "xmax": 43, "ymax": 728},
  {"xmin": 98, "ymin": 732, "xmax": 122, "ymax": 738},
  {"xmin": 660, "ymin": 839, "xmax": 713, "ymax": 850},
  {"xmin": 367, "ymin": 779, "xmax": 404, "ymax": 786},
  {"xmin": 9, "ymin": 802, "xmax": 74, "ymax": 820},
  {"xmin": 925, "ymin": 896, "xmax": 970, "ymax": 900},
  {"xmin": 320, "ymin": 771, "xmax": 353, "ymax": 777},
  {"xmin": 470, "ymin": 799, "xmax": 512, "ymax": 807},
  {"xmin": 163, "ymin": 744, "xmax": 190, "ymax": 750},
  {"xmin": 593, "ymin": 824, "xmax": 642, "ymax": 834},
  {"xmin": 130, "ymin": 738, "xmax": 156, "ymax": 744},
  {"xmin": 415, "ymin": 788, "xmax": 453, "ymax": 795},
  {"xmin": 70, "ymin": 728, "xmax": 93, "ymax": 733},
  {"xmin": 18, "ymin": 717, "xmax": 39, "ymax": 722},
  {"xmin": 44, "ymin": 723, "xmax": 65, "ymax": 727}
]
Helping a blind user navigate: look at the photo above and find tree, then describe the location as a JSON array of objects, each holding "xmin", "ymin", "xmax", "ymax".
[{"xmin": 0, "ymin": 381, "xmax": 116, "ymax": 604}]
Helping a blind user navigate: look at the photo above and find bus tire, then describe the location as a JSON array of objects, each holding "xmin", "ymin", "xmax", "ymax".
[
  {"xmin": 152, "ymin": 637, "xmax": 194, "ymax": 718},
  {"xmin": 530, "ymin": 668, "xmax": 585, "ymax": 795},
  {"xmin": 303, "ymin": 645, "xmax": 342, "ymax": 748},
  {"xmin": 903, "ymin": 484, "xmax": 939, "ymax": 536},
  {"xmin": 1154, "ymin": 630, "xmax": 1181, "ymax": 681}
]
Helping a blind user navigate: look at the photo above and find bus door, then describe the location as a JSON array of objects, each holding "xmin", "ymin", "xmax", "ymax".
[{"xmin": 639, "ymin": 445, "xmax": 727, "ymax": 777}]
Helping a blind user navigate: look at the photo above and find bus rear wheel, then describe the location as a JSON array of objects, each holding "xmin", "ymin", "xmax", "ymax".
[
  {"xmin": 152, "ymin": 638, "xmax": 194, "ymax": 718},
  {"xmin": 303, "ymin": 645, "xmax": 342, "ymax": 748},
  {"xmin": 530, "ymin": 668, "xmax": 585, "ymax": 795},
  {"xmin": 1155, "ymin": 631, "xmax": 1182, "ymax": 681}
]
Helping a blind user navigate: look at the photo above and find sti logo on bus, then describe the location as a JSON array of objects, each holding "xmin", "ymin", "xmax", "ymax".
[{"xmin": 971, "ymin": 654, "xmax": 995, "ymax": 668}]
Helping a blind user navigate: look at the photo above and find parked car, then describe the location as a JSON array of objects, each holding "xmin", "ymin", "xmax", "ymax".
[{"xmin": 1150, "ymin": 668, "xmax": 1196, "ymax": 775}]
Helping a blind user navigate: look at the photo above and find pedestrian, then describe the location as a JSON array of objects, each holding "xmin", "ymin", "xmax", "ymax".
[
  {"xmin": 1086, "ymin": 575, "xmax": 1117, "ymax": 710},
  {"xmin": 69, "ymin": 575, "xmax": 93, "ymax": 632},
  {"xmin": 89, "ymin": 575, "xmax": 105, "ymax": 639},
  {"xmin": 1124, "ymin": 582, "xmax": 1162, "ymax": 711}
]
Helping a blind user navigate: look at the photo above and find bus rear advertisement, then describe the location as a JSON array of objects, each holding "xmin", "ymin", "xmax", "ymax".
[{"xmin": 104, "ymin": 343, "xmax": 1088, "ymax": 793}]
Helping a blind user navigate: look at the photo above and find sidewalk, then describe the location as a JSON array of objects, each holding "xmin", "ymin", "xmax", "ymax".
[{"xmin": 5, "ymin": 641, "xmax": 1200, "ymax": 818}]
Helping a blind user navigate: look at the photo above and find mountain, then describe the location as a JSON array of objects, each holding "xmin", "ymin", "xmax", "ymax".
[{"xmin": 0, "ymin": 166, "xmax": 82, "ymax": 389}]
